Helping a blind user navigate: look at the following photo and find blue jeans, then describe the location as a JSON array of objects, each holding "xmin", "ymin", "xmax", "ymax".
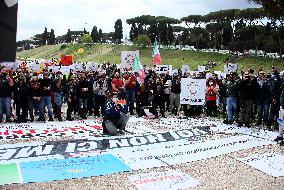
[
  {"xmin": 257, "ymin": 98, "xmax": 269, "ymax": 124},
  {"xmin": 39, "ymin": 96, "xmax": 53, "ymax": 119},
  {"xmin": 0, "ymin": 97, "xmax": 11, "ymax": 122},
  {"xmin": 226, "ymin": 97, "xmax": 237, "ymax": 122},
  {"xmin": 125, "ymin": 89, "xmax": 135, "ymax": 114}
]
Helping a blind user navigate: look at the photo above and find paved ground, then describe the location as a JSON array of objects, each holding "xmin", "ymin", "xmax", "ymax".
[{"xmin": 1, "ymin": 115, "xmax": 284, "ymax": 190}]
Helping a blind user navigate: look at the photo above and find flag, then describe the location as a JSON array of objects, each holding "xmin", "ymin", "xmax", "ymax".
[
  {"xmin": 152, "ymin": 40, "xmax": 161, "ymax": 65},
  {"xmin": 132, "ymin": 54, "xmax": 140, "ymax": 72}
]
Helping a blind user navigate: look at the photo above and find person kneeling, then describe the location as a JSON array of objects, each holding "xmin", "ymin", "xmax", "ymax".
[{"xmin": 102, "ymin": 91, "xmax": 129, "ymax": 135}]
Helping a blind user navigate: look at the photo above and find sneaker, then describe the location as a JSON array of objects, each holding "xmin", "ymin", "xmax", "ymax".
[{"xmin": 274, "ymin": 136, "xmax": 283, "ymax": 142}]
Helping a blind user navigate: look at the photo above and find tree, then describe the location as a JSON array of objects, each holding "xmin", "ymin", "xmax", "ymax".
[
  {"xmin": 91, "ymin": 26, "xmax": 99, "ymax": 43},
  {"xmin": 81, "ymin": 34, "xmax": 93, "ymax": 44},
  {"xmin": 65, "ymin": 29, "xmax": 72, "ymax": 43},
  {"xmin": 43, "ymin": 27, "xmax": 48, "ymax": 45},
  {"xmin": 237, "ymin": 8, "xmax": 266, "ymax": 55},
  {"xmin": 133, "ymin": 35, "xmax": 151, "ymax": 48},
  {"xmin": 247, "ymin": 0, "xmax": 284, "ymax": 18},
  {"xmin": 48, "ymin": 29, "xmax": 56, "ymax": 45},
  {"xmin": 114, "ymin": 19, "xmax": 123, "ymax": 44},
  {"xmin": 98, "ymin": 29, "xmax": 103, "ymax": 43}
]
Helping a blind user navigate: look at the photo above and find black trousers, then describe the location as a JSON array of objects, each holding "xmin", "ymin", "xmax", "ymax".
[{"xmin": 94, "ymin": 95, "xmax": 105, "ymax": 116}]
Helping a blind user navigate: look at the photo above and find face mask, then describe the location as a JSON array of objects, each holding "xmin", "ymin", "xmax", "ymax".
[
  {"xmin": 112, "ymin": 98, "xmax": 118, "ymax": 102},
  {"xmin": 209, "ymin": 82, "xmax": 213, "ymax": 85}
]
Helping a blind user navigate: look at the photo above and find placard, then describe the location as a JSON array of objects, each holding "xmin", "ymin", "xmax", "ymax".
[
  {"xmin": 180, "ymin": 78, "xmax": 206, "ymax": 105},
  {"xmin": 224, "ymin": 63, "xmax": 237, "ymax": 73},
  {"xmin": 155, "ymin": 65, "xmax": 172, "ymax": 74},
  {"xmin": 120, "ymin": 51, "xmax": 139, "ymax": 73}
]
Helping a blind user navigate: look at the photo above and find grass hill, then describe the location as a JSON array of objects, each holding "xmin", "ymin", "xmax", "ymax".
[{"xmin": 17, "ymin": 44, "xmax": 284, "ymax": 73}]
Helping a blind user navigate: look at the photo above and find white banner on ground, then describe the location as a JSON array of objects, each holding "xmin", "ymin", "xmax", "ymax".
[
  {"xmin": 180, "ymin": 79, "xmax": 206, "ymax": 105},
  {"xmin": 155, "ymin": 65, "xmax": 172, "ymax": 74},
  {"xmin": 120, "ymin": 51, "xmax": 139, "ymax": 73},
  {"xmin": 109, "ymin": 135, "xmax": 272, "ymax": 170},
  {"xmin": 236, "ymin": 153, "xmax": 284, "ymax": 177},
  {"xmin": 224, "ymin": 63, "xmax": 237, "ymax": 73},
  {"xmin": 128, "ymin": 170, "xmax": 200, "ymax": 190}
]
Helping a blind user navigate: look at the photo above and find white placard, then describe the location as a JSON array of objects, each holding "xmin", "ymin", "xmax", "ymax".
[
  {"xmin": 198, "ymin": 65, "xmax": 206, "ymax": 72},
  {"xmin": 180, "ymin": 78, "xmax": 206, "ymax": 105},
  {"xmin": 129, "ymin": 170, "xmax": 200, "ymax": 190},
  {"xmin": 155, "ymin": 65, "xmax": 172, "ymax": 74},
  {"xmin": 224, "ymin": 63, "xmax": 237, "ymax": 73},
  {"xmin": 121, "ymin": 51, "xmax": 139, "ymax": 73},
  {"xmin": 237, "ymin": 153, "xmax": 284, "ymax": 177},
  {"xmin": 182, "ymin": 65, "xmax": 190, "ymax": 75},
  {"xmin": 86, "ymin": 62, "xmax": 98, "ymax": 72}
]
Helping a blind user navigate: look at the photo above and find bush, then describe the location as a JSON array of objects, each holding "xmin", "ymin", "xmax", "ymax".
[{"xmin": 60, "ymin": 44, "xmax": 67, "ymax": 50}]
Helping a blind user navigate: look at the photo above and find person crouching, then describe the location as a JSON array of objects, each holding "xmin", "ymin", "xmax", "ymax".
[{"xmin": 102, "ymin": 91, "xmax": 129, "ymax": 135}]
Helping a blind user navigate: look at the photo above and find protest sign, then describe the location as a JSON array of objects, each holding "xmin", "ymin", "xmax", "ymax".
[
  {"xmin": 120, "ymin": 51, "xmax": 139, "ymax": 72},
  {"xmin": 180, "ymin": 78, "xmax": 206, "ymax": 105},
  {"xmin": 224, "ymin": 63, "xmax": 237, "ymax": 73},
  {"xmin": 198, "ymin": 65, "xmax": 206, "ymax": 72},
  {"xmin": 155, "ymin": 65, "xmax": 172, "ymax": 74},
  {"xmin": 181, "ymin": 65, "xmax": 190, "ymax": 75}
]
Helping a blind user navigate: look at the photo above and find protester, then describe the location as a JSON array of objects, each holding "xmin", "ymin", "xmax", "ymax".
[
  {"xmin": 77, "ymin": 73, "xmax": 90, "ymax": 119},
  {"xmin": 169, "ymin": 73, "xmax": 181, "ymax": 116},
  {"xmin": 123, "ymin": 71, "xmax": 136, "ymax": 115},
  {"xmin": 102, "ymin": 91, "xmax": 129, "ymax": 135},
  {"xmin": 205, "ymin": 77, "xmax": 218, "ymax": 117},
  {"xmin": 93, "ymin": 73, "xmax": 108, "ymax": 117},
  {"xmin": 14, "ymin": 75, "xmax": 29, "ymax": 123},
  {"xmin": 38, "ymin": 72, "xmax": 53, "ymax": 121}
]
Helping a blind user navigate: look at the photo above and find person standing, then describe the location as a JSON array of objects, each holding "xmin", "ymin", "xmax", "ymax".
[
  {"xmin": 238, "ymin": 72, "xmax": 257, "ymax": 127},
  {"xmin": 123, "ymin": 72, "xmax": 136, "ymax": 115},
  {"xmin": 256, "ymin": 70, "xmax": 270, "ymax": 126},
  {"xmin": 93, "ymin": 73, "xmax": 108, "ymax": 117},
  {"xmin": 38, "ymin": 72, "xmax": 53, "ymax": 122},
  {"xmin": 65, "ymin": 77, "xmax": 77, "ymax": 121},
  {"xmin": 76, "ymin": 73, "xmax": 91, "ymax": 119},
  {"xmin": 28, "ymin": 76, "xmax": 41, "ymax": 122},
  {"xmin": 205, "ymin": 78, "xmax": 218, "ymax": 117},
  {"xmin": 0, "ymin": 72, "xmax": 14, "ymax": 122},
  {"xmin": 14, "ymin": 75, "xmax": 29, "ymax": 123},
  {"xmin": 169, "ymin": 74, "xmax": 181, "ymax": 116}
]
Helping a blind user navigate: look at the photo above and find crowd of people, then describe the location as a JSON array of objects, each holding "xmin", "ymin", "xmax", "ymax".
[{"xmin": 0, "ymin": 63, "xmax": 284, "ymax": 141}]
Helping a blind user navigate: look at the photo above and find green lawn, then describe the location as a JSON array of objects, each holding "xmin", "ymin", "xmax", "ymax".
[{"xmin": 17, "ymin": 44, "xmax": 284, "ymax": 73}]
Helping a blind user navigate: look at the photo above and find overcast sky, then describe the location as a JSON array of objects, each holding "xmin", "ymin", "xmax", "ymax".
[{"xmin": 17, "ymin": 0, "xmax": 259, "ymax": 41}]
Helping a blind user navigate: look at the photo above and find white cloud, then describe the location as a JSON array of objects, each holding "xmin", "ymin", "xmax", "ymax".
[{"xmin": 17, "ymin": 0, "xmax": 259, "ymax": 41}]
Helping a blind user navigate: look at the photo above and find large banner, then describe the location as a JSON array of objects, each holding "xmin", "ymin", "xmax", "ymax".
[
  {"xmin": 129, "ymin": 170, "xmax": 200, "ymax": 190},
  {"xmin": 236, "ymin": 153, "xmax": 284, "ymax": 177},
  {"xmin": 0, "ymin": 127, "xmax": 209, "ymax": 164},
  {"xmin": 120, "ymin": 51, "xmax": 139, "ymax": 73},
  {"xmin": 180, "ymin": 79, "xmax": 206, "ymax": 105},
  {"xmin": 109, "ymin": 135, "xmax": 272, "ymax": 170},
  {"xmin": 155, "ymin": 65, "xmax": 172, "ymax": 74}
]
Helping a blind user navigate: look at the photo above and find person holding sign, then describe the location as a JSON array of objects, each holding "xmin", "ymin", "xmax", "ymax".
[
  {"xmin": 205, "ymin": 78, "xmax": 218, "ymax": 117},
  {"xmin": 102, "ymin": 91, "xmax": 129, "ymax": 135}
]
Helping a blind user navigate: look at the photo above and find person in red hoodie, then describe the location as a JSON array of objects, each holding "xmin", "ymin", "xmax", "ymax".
[{"xmin": 205, "ymin": 77, "xmax": 218, "ymax": 117}]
